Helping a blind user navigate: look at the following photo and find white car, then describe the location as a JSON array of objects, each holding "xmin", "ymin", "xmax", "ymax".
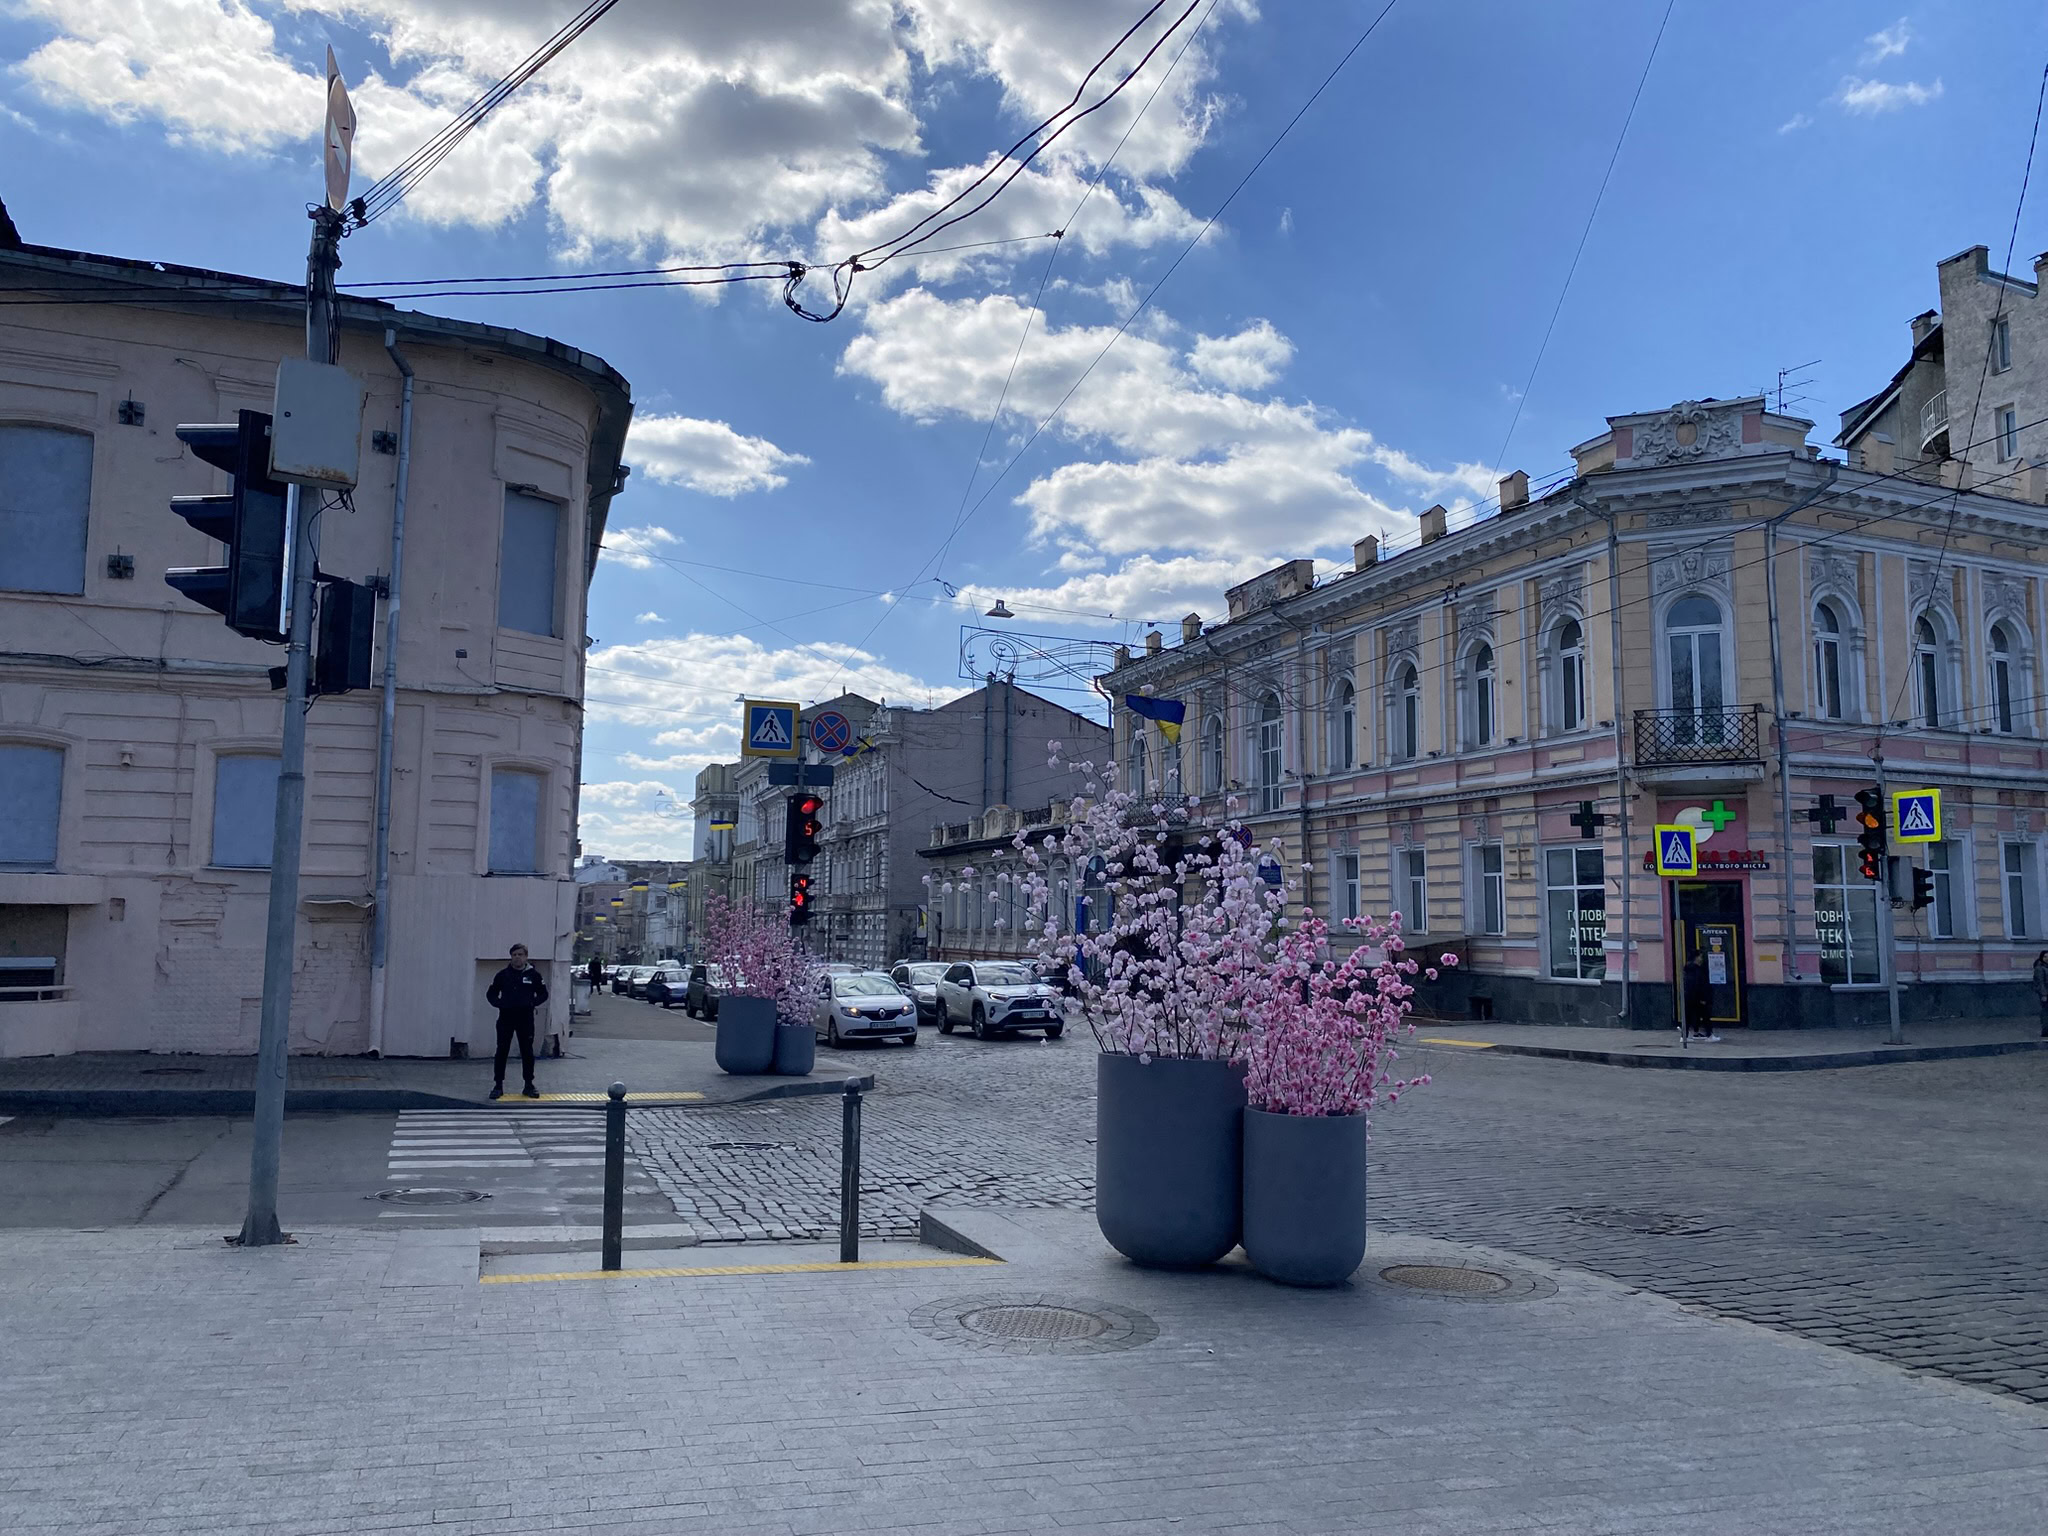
[
  {"xmin": 890, "ymin": 961, "xmax": 948, "ymax": 1024},
  {"xmin": 936, "ymin": 961, "xmax": 1065, "ymax": 1040},
  {"xmin": 813, "ymin": 971, "xmax": 918, "ymax": 1048}
]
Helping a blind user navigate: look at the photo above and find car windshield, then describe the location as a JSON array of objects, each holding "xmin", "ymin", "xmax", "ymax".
[
  {"xmin": 834, "ymin": 975, "xmax": 903, "ymax": 997},
  {"xmin": 904, "ymin": 964, "xmax": 946, "ymax": 983},
  {"xmin": 706, "ymin": 965, "xmax": 727, "ymax": 987},
  {"xmin": 977, "ymin": 964, "xmax": 1036, "ymax": 986}
]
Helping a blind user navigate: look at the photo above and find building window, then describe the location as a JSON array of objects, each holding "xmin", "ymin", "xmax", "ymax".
[
  {"xmin": 1915, "ymin": 614, "xmax": 1945, "ymax": 729},
  {"xmin": 1398, "ymin": 847, "xmax": 1426, "ymax": 933},
  {"xmin": 1554, "ymin": 618, "xmax": 1586, "ymax": 733},
  {"xmin": 1990, "ymin": 623, "xmax": 2016, "ymax": 734},
  {"xmin": 1665, "ymin": 593, "xmax": 1725, "ymax": 738},
  {"xmin": 1164, "ymin": 738, "xmax": 1181, "ymax": 794},
  {"xmin": 1392, "ymin": 663, "xmax": 1419, "ymax": 760},
  {"xmin": 1543, "ymin": 847, "xmax": 1605, "ymax": 980},
  {"xmin": 0, "ymin": 744, "xmax": 63, "ymax": 868},
  {"xmin": 1814, "ymin": 601, "xmax": 1844, "ymax": 721},
  {"xmin": 1337, "ymin": 854, "xmax": 1360, "ymax": 921},
  {"xmin": 1927, "ymin": 841, "xmax": 1958, "ymax": 940},
  {"xmin": 1201, "ymin": 713, "xmax": 1224, "ymax": 794},
  {"xmin": 489, "ymin": 767, "xmax": 544, "ymax": 874},
  {"xmin": 1813, "ymin": 844, "xmax": 1881, "ymax": 984},
  {"xmin": 212, "ymin": 754, "xmax": 280, "ymax": 869},
  {"xmin": 0, "ymin": 424, "xmax": 93, "ymax": 596},
  {"xmin": 1997, "ymin": 405, "xmax": 2019, "ymax": 462},
  {"xmin": 2003, "ymin": 841, "xmax": 2036, "ymax": 938},
  {"xmin": 1993, "ymin": 317, "xmax": 2012, "ymax": 373},
  {"xmin": 1126, "ymin": 726, "xmax": 1147, "ymax": 797},
  {"xmin": 1256, "ymin": 694, "xmax": 1282, "ymax": 813},
  {"xmin": 1327, "ymin": 678, "xmax": 1356, "ymax": 770},
  {"xmin": 498, "ymin": 489, "xmax": 561, "ymax": 637},
  {"xmin": 1466, "ymin": 641, "xmax": 1495, "ymax": 748},
  {"xmin": 1475, "ymin": 843, "xmax": 1505, "ymax": 935}
]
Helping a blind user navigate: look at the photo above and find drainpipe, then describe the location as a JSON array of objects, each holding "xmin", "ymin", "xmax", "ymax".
[
  {"xmin": 1603, "ymin": 507, "xmax": 1632, "ymax": 1026},
  {"xmin": 368, "ymin": 329, "xmax": 413, "ymax": 1058},
  {"xmin": 981, "ymin": 673, "xmax": 993, "ymax": 811},
  {"xmin": 1296, "ymin": 624, "xmax": 1313, "ymax": 915},
  {"xmin": 1000, "ymin": 676, "xmax": 1013, "ymax": 805}
]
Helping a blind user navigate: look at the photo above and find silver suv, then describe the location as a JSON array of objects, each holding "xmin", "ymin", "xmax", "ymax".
[{"xmin": 935, "ymin": 961, "xmax": 1065, "ymax": 1040}]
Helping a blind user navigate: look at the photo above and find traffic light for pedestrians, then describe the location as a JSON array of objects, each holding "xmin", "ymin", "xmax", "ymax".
[
  {"xmin": 1854, "ymin": 788, "xmax": 1886, "ymax": 882},
  {"xmin": 1910, "ymin": 866, "xmax": 1935, "ymax": 911},
  {"xmin": 312, "ymin": 577, "xmax": 376, "ymax": 694},
  {"xmin": 788, "ymin": 870, "xmax": 813, "ymax": 926},
  {"xmin": 164, "ymin": 411, "xmax": 289, "ymax": 642},
  {"xmin": 784, "ymin": 792, "xmax": 823, "ymax": 865}
]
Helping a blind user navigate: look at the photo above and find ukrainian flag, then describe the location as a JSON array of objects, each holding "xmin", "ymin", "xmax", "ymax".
[{"xmin": 1124, "ymin": 694, "xmax": 1185, "ymax": 745}]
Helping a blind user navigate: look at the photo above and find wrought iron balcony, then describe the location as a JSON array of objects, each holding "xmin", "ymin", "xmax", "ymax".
[
  {"xmin": 1920, "ymin": 389, "xmax": 1948, "ymax": 452},
  {"xmin": 1632, "ymin": 706, "xmax": 1763, "ymax": 767}
]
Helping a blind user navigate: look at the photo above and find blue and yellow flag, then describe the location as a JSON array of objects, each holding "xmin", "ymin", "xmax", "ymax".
[{"xmin": 1124, "ymin": 693, "xmax": 1185, "ymax": 745}]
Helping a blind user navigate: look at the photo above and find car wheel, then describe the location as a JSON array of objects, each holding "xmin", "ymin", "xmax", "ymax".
[
  {"xmin": 902, "ymin": 1031, "xmax": 918, "ymax": 1047},
  {"xmin": 1045, "ymin": 1023, "xmax": 1063, "ymax": 1039},
  {"xmin": 828, "ymin": 1018, "xmax": 843, "ymax": 1048},
  {"xmin": 972, "ymin": 1004, "xmax": 993, "ymax": 1040},
  {"xmin": 938, "ymin": 1001, "xmax": 955, "ymax": 1034}
]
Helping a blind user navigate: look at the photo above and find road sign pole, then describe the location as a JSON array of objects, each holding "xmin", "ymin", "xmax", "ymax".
[{"xmin": 1874, "ymin": 750, "xmax": 1903, "ymax": 1046}]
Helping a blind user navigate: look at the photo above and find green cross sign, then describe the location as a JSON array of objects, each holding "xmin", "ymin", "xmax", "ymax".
[{"xmin": 1700, "ymin": 799, "xmax": 1737, "ymax": 832}]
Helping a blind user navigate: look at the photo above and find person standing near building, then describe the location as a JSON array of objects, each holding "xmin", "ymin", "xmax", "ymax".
[
  {"xmin": 2032, "ymin": 950, "xmax": 2048, "ymax": 1039},
  {"xmin": 1682, "ymin": 948, "xmax": 1716, "ymax": 1043},
  {"xmin": 485, "ymin": 944, "xmax": 548, "ymax": 1100}
]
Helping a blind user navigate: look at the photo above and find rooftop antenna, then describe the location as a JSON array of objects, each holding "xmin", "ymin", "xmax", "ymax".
[{"xmin": 1772, "ymin": 358, "xmax": 1821, "ymax": 415}]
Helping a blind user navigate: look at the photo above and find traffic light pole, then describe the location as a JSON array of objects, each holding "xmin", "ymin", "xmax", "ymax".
[
  {"xmin": 1873, "ymin": 749, "xmax": 1904, "ymax": 1047},
  {"xmin": 236, "ymin": 208, "xmax": 342, "ymax": 1248}
]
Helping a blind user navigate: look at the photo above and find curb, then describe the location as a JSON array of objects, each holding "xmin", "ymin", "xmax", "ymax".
[
  {"xmin": 1446, "ymin": 1039, "xmax": 2047, "ymax": 1073},
  {"xmin": 0, "ymin": 1071, "xmax": 875, "ymax": 1117}
]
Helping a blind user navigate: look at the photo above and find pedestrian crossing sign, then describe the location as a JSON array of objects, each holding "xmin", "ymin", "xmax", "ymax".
[
  {"xmin": 741, "ymin": 699, "xmax": 800, "ymax": 758},
  {"xmin": 1653, "ymin": 823, "xmax": 1698, "ymax": 877},
  {"xmin": 1892, "ymin": 788, "xmax": 1941, "ymax": 844}
]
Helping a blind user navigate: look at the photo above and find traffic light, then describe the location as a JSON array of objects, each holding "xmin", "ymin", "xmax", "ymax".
[
  {"xmin": 1854, "ymin": 788, "xmax": 1886, "ymax": 882},
  {"xmin": 784, "ymin": 792, "xmax": 823, "ymax": 865},
  {"xmin": 312, "ymin": 577, "xmax": 375, "ymax": 694},
  {"xmin": 788, "ymin": 870, "xmax": 813, "ymax": 926},
  {"xmin": 1910, "ymin": 866, "xmax": 1935, "ymax": 911},
  {"xmin": 164, "ymin": 411, "xmax": 288, "ymax": 641}
]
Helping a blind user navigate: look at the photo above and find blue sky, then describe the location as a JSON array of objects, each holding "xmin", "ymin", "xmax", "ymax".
[{"xmin": 4, "ymin": 1, "xmax": 2044, "ymax": 856}]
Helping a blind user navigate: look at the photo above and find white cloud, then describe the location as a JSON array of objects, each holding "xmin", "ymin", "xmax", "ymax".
[
  {"xmin": 951, "ymin": 554, "xmax": 1285, "ymax": 626},
  {"xmin": 634, "ymin": 611, "xmax": 665, "ymax": 625},
  {"xmin": 1835, "ymin": 77, "xmax": 1943, "ymax": 114},
  {"xmin": 1863, "ymin": 19, "xmax": 1911, "ymax": 63},
  {"xmin": 1187, "ymin": 320, "xmax": 1293, "ymax": 391},
  {"xmin": 627, "ymin": 414, "xmax": 808, "ymax": 496},
  {"xmin": 576, "ymin": 779, "xmax": 689, "ymax": 860},
  {"xmin": 1778, "ymin": 112, "xmax": 1814, "ymax": 135},
  {"xmin": 1276, "ymin": 207, "xmax": 1293, "ymax": 236},
  {"xmin": 600, "ymin": 525, "xmax": 681, "ymax": 570}
]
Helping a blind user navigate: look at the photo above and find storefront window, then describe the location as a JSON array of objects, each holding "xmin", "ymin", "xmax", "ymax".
[
  {"xmin": 1544, "ymin": 847, "xmax": 1605, "ymax": 980},
  {"xmin": 1812, "ymin": 844, "xmax": 1880, "ymax": 984}
]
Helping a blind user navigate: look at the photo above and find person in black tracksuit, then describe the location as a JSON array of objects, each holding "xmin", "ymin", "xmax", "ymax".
[{"xmin": 485, "ymin": 944, "xmax": 549, "ymax": 1100}]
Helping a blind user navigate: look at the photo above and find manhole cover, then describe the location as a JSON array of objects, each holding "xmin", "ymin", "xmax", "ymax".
[
  {"xmin": 140, "ymin": 1067, "xmax": 204, "ymax": 1076},
  {"xmin": 961, "ymin": 1304, "xmax": 1109, "ymax": 1342},
  {"xmin": 1369, "ymin": 1257, "xmax": 1557, "ymax": 1303},
  {"xmin": 376, "ymin": 1188, "xmax": 490, "ymax": 1205},
  {"xmin": 1563, "ymin": 1206, "xmax": 1711, "ymax": 1236},
  {"xmin": 1380, "ymin": 1264, "xmax": 1510, "ymax": 1295},
  {"xmin": 704, "ymin": 1141, "xmax": 789, "ymax": 1152},
  {"xmin": 911, "ymin": 1292, "xmax": 1158, "ymax": 1355}
]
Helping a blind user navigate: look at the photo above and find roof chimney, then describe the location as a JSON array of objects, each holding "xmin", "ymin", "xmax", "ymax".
[
  {"xmin": 1498, "ymin": 470, "xmax": 1529, "ymax": 512},
  {"xmin": 1353, "ymin": 535, "xmax": 1379, "ymax": 570},
  {"xmin": 1181, "ymin": 612, "xmax": 1202, "ymax": 643},
  {"xmin": 1909, "ymin": 309, "xmax": 1939, "ymax": 346},
  {"xmin": 1144, "ymin": 629, "xmax": 1163, "ymax": 655},
  {"xmin": 1419, "ymin": 504, "xmax": 1448, "ymax": 544}
]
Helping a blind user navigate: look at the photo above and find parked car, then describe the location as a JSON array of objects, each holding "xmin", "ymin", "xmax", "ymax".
[
  {"xmin": 813, "ymin": 972, "xmax": 917, "ymax": 1048},
  {"xmin": 936, "ymin": 961, "xmax": 1065, "ymax": 1039},
  {"xmin": 684, "ymin": 963, "xmax": 731, "ymax": 1019},
  {"xmin": 889, "ymin": 961, "xmax": 950, "ymax": 1024},
  {"xmin": 625, "ymin": 965, "xmax": 660, "ymax": 999},
  {"xmin": 822, "ymin": 962, "xmax": 860, "ymax": 976},
  {"xmin": 608, "ymin": 966, "xmax": 638, "ymax": 995},
  {"xmin": 644, "ymin": 966, "xmax": 688, "ymax": 1008}
]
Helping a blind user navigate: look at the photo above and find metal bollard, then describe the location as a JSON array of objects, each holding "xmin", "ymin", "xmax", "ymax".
[
  {"xmin": 839, "ymin": 1080, "xmax": 862, "ymax": 1264},
  {"xmin": 602, "ymin": 1081, "xmax": 626, "ymax": 1272}
]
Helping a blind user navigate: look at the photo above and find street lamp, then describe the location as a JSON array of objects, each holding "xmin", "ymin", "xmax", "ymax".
[{"xmin": 985, "ymin": 598, "xmax": 1014, "ymax": 619}]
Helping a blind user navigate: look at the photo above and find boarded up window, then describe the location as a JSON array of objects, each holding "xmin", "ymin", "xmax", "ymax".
[
  {"xmin": 0, "ymin": 745, "xmax": 63, "ymax": 866},
  {"xmin": 212, "ymin": 755, "xmax": 280, "ymax": 868},
  {"xmin": 498, "ymin": 491, "xmax": 560, "ymax": 636},
  {"xmin": 490, "ymin": 767, "xmax": 543, "ymax": 874},
  {"xmin": 0, "ymin": 426, "xmax": 93, "ymax": 595}
]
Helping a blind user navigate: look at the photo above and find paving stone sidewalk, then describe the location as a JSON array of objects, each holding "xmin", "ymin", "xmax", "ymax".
[
  {"xmin": 1406, "ymin": 1017, "xmax": 2045, "ymax": 1070},
  {"xmin": 3, "ymin": 1214, "xmax": 2045, "ymax": 1534}
]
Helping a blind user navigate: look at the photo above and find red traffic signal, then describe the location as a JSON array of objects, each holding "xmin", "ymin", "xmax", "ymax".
[
  {"xmin": 1853, "ymin": 787, "xmax": 1886, "ymax": 882},
  {"xmin": 788, "ymin": 870, "xmax": 813, "ymax": 926},
  {"xmin": 784, "ymin": 792, "xmax": 823, "ymax": 865}
]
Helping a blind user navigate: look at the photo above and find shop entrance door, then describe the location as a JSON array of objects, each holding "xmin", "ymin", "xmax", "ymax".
[{"xmin": 1672, "ymin": 880, "xmax": 1747, "ymax": 1028}]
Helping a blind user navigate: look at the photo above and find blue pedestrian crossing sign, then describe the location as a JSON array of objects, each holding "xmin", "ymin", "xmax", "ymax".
[
  {"xmin": 741, "ymin": 698, "xmax": 800, "ymax": 759},
  {"xmin": 1892, "ymin": 788, "xmax": 1941, "ymax": 843},
  {"xmin": 1653, "ymin": 823, "xmax": 1698, "ymax": 878}
]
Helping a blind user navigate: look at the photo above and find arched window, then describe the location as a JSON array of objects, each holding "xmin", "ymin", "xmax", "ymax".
[
  {"xmin": 1990, "ymin": 622, "xmax": 2016, "ymax": 735},
  {"xmin": 1201, "ymin": 712, "xmax": 1225, "ymax": 793},
  {"xmin": 1164, "ymin": 735, "xmax": 1182, "ymax": 794},
  {"xmin": 1666, "ymin": 594, "xmax": 1725, "ymax": 742},
  {"xmin": 1393, "ymin": 663, "xmax": 1420, "ymax": 760},
  {"xmin": 1814, "ymin": 602, "xmax": 1844, "ymax": 721},
  {"xmin": 1125, "ymin": 725, "xmax": 1146, "ymax": 796},
  {"xmin": 1256, "ymin": 694, "xmax": 1283, "ymax": 812},
  {"xmin": 1555, "ymin": 618, "xmax": 1586, "ymax": 733},
  {"xmin": 1328, "ymin": 678, "xmax": 1356, "ymax": 770},
  {"xmin": 1467, "ymin": 642, "xmax": 1495, "ymax": 748},
  {"xmin": 1916, "ymin": 615, "xmax": 1944, "ymax": 729}
]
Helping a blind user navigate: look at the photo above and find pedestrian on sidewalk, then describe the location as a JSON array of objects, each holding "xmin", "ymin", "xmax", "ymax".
[
  {"xmin": 486, "ymin": 943, "xmax": 548, "ymax": 1100},
  {"xmin": 587, "ymin": 954, "xmax": 605, "ymax": 991},
  {"xmin": 2032, "ymin": 950, "xmax": 2048, "ymax": 1039},
  {"xmin": 1682, "ymin": 949, "xmax": 1717, "ymax": 1043}
]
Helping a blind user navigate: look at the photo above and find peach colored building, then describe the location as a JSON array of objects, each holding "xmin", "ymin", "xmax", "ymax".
[{"xmin": 0, "ymin": 233, "xmax": 631, "ymax": 1058}]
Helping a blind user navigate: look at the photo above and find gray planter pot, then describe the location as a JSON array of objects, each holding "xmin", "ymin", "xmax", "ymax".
[
  {"xmin": 1241, "ymin": 1107, "xmax": 1368, "ymax": 1287},
  {"xmin": 1096, "ymin": 1052, "xmax": 1245, "ymax": 1268},
  {"xmin": 771, "ymin": 1019, "xmax": 815, "ymax": 1076},
  {"xmin": 714, "ymin": 995, "xmax": 777, "ymax": 1075}
]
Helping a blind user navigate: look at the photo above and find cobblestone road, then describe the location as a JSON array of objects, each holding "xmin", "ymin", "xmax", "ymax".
[{"xmin": 638, "ymin": 1024, "xmax": 2048, "ymax": 1409}]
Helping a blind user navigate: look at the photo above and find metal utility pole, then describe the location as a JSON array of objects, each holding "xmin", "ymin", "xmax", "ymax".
[{"xmin": 1873, "ymin": 748, "xmax": 1904, "ymax": 1047}]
